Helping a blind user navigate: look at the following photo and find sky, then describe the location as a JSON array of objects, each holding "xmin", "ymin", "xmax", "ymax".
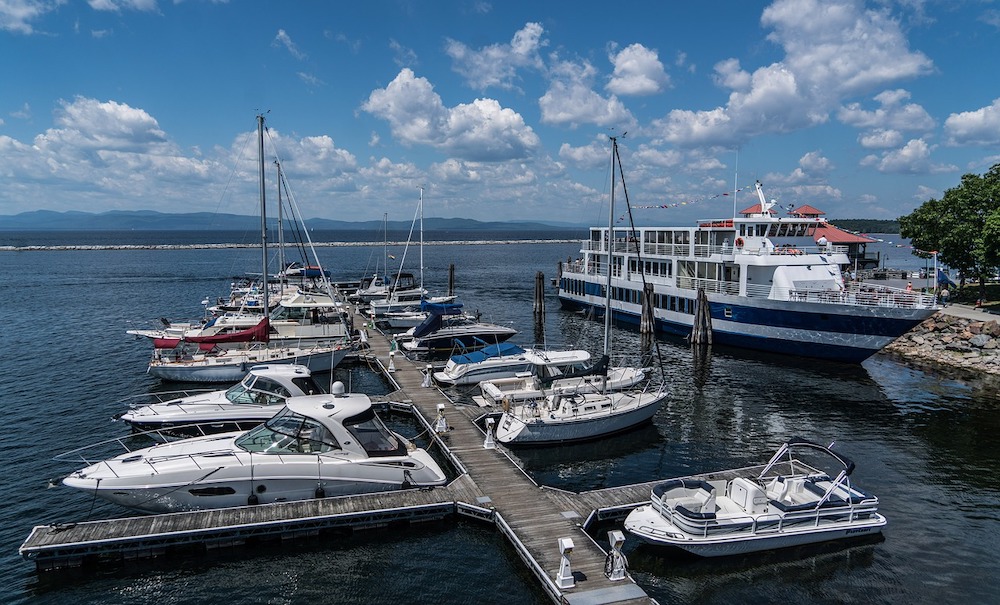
[{"xmin": 1, "ymin": 0, "xmax": 999, "ymax": 227}]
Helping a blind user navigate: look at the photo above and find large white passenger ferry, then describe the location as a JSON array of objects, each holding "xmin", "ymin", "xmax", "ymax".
[{"xmin": 557, "ymin": 182, "xmax": 937, "ymax": 363}]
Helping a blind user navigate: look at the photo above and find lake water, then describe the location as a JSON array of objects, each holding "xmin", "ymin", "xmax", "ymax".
[{"xmin": 1, "ymin": 231, "xmax": 997, "ymax": 604}]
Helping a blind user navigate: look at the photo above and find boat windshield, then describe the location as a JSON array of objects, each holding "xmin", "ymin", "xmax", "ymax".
[
  {"xmin": 343, "ymin": 408, "xmax": 405, "ymax": 457},
  {"xmin": 225, "ymin": 374, "xmax": 323, "ymax": 406},
  {"xmin": 234, "ymin": 407, "xmax": 339, "ymax": 454}
]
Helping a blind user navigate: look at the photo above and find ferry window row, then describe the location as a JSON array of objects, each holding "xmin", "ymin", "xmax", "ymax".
[{"xmin": 738, "ymin": 223, "xmax": 817, "ymax": 238}]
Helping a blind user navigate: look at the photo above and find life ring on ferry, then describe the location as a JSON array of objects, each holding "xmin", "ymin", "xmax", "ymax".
[{"xmin": 734, "ymin": 237, "xmax": 744, "ymax": 249}]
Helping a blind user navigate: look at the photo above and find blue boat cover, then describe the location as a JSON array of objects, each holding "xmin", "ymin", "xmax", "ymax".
[
  {"xmin": 420, "ymin": 300, "xmax": 464, "ymax": 314},
  {"xmin": 448, "ymin": 342, "xmax": 525, "ymax": 365}
]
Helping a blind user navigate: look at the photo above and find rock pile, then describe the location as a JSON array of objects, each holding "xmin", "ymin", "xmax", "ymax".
[{"xmin": 883, "ymin": 313, "xmax": 1000, "ymax": 376}]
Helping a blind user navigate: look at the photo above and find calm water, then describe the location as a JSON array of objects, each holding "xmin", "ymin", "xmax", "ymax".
[{"xmin": 1, "ymin": 231, "xmax": 998, "ymax": 604}]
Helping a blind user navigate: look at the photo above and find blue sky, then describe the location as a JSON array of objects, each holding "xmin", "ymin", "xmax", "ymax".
[{"xmin": 1, "ymin": 0, "xmax": 999, "ymax": 226}]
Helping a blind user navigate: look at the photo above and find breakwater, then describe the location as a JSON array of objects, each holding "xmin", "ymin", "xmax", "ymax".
[
  {"xmin": 0, "ymin": 239, "xmax": 579, "ymax": 252},
  {"xmin": 883, "ymin": 311, "xmax": 1000, "ymax": 377}
]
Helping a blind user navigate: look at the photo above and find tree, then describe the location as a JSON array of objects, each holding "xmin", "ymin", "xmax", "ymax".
[{"xmin": 899, "ymin": 164, "xmax": 1000, "ymax": 302}]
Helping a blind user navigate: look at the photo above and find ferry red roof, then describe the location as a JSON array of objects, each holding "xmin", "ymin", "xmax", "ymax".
[
  {"xmin": 738, "ymin": 203, "xmax": 776, "ymax": 215},
  {"xmin": 788, "ymin": 204, "xmax": 825, "ymax": 217},
  {"xmin": 814, "ymin": 223, "xmax": 875, "ymax": 244}
]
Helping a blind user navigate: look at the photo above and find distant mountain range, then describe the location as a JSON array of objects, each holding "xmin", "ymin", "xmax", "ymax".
[{"xmin": 0, "ymin": 209, "xmax": 585, "ymax": 231}]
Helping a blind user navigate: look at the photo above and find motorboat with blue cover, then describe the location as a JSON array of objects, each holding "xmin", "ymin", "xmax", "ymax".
[
  {"xmin": 623, "ymin": 438, "xmax": 886, "ymax": 556},
  {"xmin": 400, "ymin": 301, "xmax": 516, "ymax": 353},
  {"xmin": 433, "ymin": 342, "xmax": 593, "ymax": 386}
]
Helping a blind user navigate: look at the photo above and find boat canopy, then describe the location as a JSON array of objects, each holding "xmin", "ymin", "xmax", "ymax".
[
  {"xmin": 185, "ymin": 318, "xmax": 270, "ymax": 344},
  {"xmin": 539, "ymin": 354, "xmax": 610, "ymax": 386},
  {"xmin": 420, "ymin": 300, "xmax": 464, "ymax": 314},
  {"xmin": 447, "ymin": 342, "xmax": 525, "ymax": 365}
]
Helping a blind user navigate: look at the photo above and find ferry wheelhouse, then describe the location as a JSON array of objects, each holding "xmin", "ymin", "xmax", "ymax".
[{"xmin": 557, "ymin": 182, "xmax": 937, "ymax": 363}]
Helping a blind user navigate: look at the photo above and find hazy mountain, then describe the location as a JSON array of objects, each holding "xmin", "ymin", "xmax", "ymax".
[{"xmin": 0, "ymin": 209, "xmax": 586, "ymax": 231}]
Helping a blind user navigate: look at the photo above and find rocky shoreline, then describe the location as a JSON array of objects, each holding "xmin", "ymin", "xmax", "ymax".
[{"xmin": 882, "ymin": 311, "xmax": 1000, "ymax": 378}]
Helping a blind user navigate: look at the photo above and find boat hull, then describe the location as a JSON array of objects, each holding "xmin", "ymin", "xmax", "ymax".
[
  {"xmin": 494, "ymin": 393, "xmax": 665, "ymax": 445},
  {"xmin": 148, "ymin": 347, "xmax": 348, "ymax": 383},
  {"xmin": 625, "ymin": 505, "xmax": 886, "ymax": 557}
]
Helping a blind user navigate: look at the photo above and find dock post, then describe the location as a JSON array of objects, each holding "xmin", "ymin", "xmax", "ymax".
[
  {"xmin": 690, "ymin": 288, "xmax": 713, "ymax": 345},
  {"xmin": 605, "ymin": 530, "xmax": 629, "ymax": 581},
  {"xmin": 533, "ymin": 271, "xmax": 545, "ymax": 330},
  {"xmin": 484, "ymin": 417, "xmax": 496, "ymax": 449},
  {"xmin": 434, "ymin": 403, "xmax": 449, "ymax": 434},
  {"xmin": 388, "ymin": 350, "xmax": 396, "ymax": 373},
  {"xmin": 422, "ymin": 364, "xmax": 432, "ymax": 387},
  {"xmin": 640, "ymin": 282, "xmax": 654, "ymax": 334},
  {"xmin": 448, "ymin": 263, "xmax": 455, "ymax": 296},
  {"xmin": 556, "ymin": 537, "xmax": 576, "ymax": 589}
]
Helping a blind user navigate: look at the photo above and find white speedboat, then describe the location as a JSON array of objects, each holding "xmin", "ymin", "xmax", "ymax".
[
  {"xmin": 623, "ymin": 438, "xmax": 887, "ymax": 557},
  {"xmin": 116, "ymin": 364, "xmax": 326, "ymax": 436},
  {"xmin": 433, "ymin": 343, "xmax": 592, "ymax": 386},
  {"xmin": 61, "ymin": 387, "xmax": 449, "ymax": 514},
  {"xmin": 492, "ymin": 379, "xmax": 668, "ymax": 445}
]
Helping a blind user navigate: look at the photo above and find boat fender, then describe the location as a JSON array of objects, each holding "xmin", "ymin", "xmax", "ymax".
[
  {"xmin": 735, "ymin": 237, "xmax": 744, "ymax": 249},
  {"xmin": 315, "ymin": 486, "xmax": 326, "ymax": 499},
  {"xmin": 501, "ymin": 397, "xmax": 510, "ymax": 412},
  {"xmin": 248, "ymin": 493, "xmax": 259, "ymax": 505}
]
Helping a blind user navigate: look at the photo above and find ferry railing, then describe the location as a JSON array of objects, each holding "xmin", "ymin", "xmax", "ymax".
[
  {"xmin": 675, "ymin": 276, "xmax": 740, "ymax": 296},
  {"xmin": 744, "ymin": 282, "xmax": 935, "ymax": 309}
]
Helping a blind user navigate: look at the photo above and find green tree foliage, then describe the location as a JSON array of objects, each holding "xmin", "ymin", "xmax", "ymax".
[{"xmin": 899, "ymin": 164, "xmax": 1000, "ymax": 300}]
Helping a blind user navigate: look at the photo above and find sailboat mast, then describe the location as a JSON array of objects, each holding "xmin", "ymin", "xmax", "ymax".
[
  {"xmin": 419, "ymin": 186, "xmax": 424, "ymax": 292},
  {"xmin": 604, "ymin": 138, "xmax": 616, "ymax": 355},
  {"xmin": 257, "ymin": 114, "xmax": 269, "ymax": 314},
  {"xmin": 275, "ymin": 160, "xmax": 285, "ymax": 287}
]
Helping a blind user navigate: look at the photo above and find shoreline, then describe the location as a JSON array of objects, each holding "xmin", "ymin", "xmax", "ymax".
[{"xmin": 882, "ymin": 305, "xmax": 1000, "ymax": 382}]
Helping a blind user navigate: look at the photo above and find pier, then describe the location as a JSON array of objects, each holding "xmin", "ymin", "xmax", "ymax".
[{"xmin": 21, "ymin": 308, "xmax": 659, "ymax": 604}]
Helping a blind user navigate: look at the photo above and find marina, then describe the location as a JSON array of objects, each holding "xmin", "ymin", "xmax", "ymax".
[{"xmin": 3, "ymin": 234, "xmax": 1000, "ymax": 605}]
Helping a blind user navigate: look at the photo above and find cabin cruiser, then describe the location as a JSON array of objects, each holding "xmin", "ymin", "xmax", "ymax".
[
  {"xmin": 60, "ymin": 385, "xmax": 449, "ymax": 514},
  {"xmin": 116, "ymin": 364, "xmax": 326, "ymax": 436},
  {"xmin": 400, "ymin": 302, "xmax": 516, "ymax": 354},
  {"xmin": 433, "ymin": 343, "xmax": 592, "ymax": 386},
  {"xmin": 623, "ymin": 438, "xmax": 886, "ymax": 556}
]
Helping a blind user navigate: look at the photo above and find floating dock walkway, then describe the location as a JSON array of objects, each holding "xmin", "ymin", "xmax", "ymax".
[{"xmin": 22, "ymin": 308, "xmax": 661, "ymax": 604}]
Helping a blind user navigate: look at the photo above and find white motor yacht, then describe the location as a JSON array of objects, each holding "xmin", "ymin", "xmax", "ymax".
[
  {"xmin": 116, "ymin": 364, "xmax": 326, "ymax": 436},
  {"xmin": 623, "ymin": 438, "xmax": 886, "ymax": 556},
  {"xmin": 61, "ymin": 386, "xmax": 449, "ymax": 514}
]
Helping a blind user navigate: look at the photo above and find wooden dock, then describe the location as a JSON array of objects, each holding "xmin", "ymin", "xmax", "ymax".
[{"xmin": 21, "ymin": 308, "xmax": 659, "ymax": 604}]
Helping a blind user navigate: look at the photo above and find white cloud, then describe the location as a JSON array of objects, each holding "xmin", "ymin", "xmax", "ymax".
[
  {"xmin": 445, "ymin": 22, "xmax": 546, "ymax": 91},
  {"xmin": 361, "ymin": 68, "xmax": 540, "ymax": 162},
  {"xmin": 390, "ymin": 39, "xmax": 418, "ymax": 67},
  {"xmin": 838, "ymin": 89, "xmax": 934, "ymax": 132},
  {"xmin": 273, "ymin": 29, "xmax": 306, "ymax": 60},
  {"xmin": 539, "ymin": 56, "xmax": 634, "ymax": 129},
  {"xmin": 859, "ymin": 129, "xmax": 904, "ymax": 149},
  {"xmin": 606, "ymin": 43, "xmax": 669, "ymax": 96},
  {"xmin": 0, "ymin": 0, "xmax": 63, "ymax": 34},
  {"xmin": 860, "ymin": 138, "xmax": 956, "ymax": 174},
  {"xmin": 654, "ymin": 0, "xmax": 933, "ymax": 148},
  {"xmin": 943, "ymin": 98, "xmax": 1000, "ymax": 146}
]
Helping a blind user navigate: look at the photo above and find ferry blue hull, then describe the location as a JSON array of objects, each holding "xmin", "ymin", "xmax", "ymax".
[{"xmin": 557, "ymin": 294, "xmax": 933, "ymax": 363}]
